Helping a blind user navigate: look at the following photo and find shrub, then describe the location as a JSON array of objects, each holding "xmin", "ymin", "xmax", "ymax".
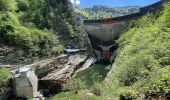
[
  {"xmin": 117, "ymin": 87, "xmax": 138, "ymax": 100},
  {"xmin": 134, "ymin": 66, "xmax": 170, "ymax": 94},
  {"xmin": 159, "ymin": 3, "xmax": 170, "ymax": 28},
  {"xmin": 0, "ymin": 0, "xmax": 17, "ymax": 12},
  {"xmin": 0, "ymin": 68, "xmax": 9, "ymax": 89},
  {"xmin": 64, "ymin": 78, "xmax": 86, "ymax": 92},
  {"xmin": 52, "ymin": 45, "xmax": 64, "ymax": 54},
  {"xmin": 0, "ymin": 12, "xmax": 20, "ymax": 39},
  {"xmin": 16, "ymin": 0, "xmax": 29, "ymax": 12},
  {"xmin": 90, "ymin": 83, "xmax": 102, "ymax": 96}
]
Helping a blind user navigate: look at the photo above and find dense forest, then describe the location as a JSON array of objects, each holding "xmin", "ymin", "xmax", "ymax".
[
  {"xmin": 0, "ymin": 0, "xmax": 85, "ymax": 63},
  {"xmin": 75, "ymin": 5, "xmax": 140, "ymax": 19}
]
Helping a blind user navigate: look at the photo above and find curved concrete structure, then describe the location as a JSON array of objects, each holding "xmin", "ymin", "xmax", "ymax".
[{"xmin": 84, "ymin": 1, "xmax": 166, "ymax": 63}]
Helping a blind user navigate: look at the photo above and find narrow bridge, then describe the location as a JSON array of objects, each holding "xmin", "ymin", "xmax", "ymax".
[{"xmin": 83, "ymin": 1, "xmax": 165, "ymax": 63}]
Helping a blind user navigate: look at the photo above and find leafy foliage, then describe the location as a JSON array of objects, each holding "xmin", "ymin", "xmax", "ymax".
[
  {"xmin": 0, "ymin": 68, "xmax": 9, "ymax": 89},
  {"xmin": 159, "ymin": 3, "xmax": 170, "ymax": 28},
  {"xmin": 16, "ymin": 0, "xmax": 29, "ymax": 12},
  {"xmin": 52, "ymin": 45, "xmax": 64, "ymax": 54},
  {"xmin": 0, "ymin": 0, "xmax": 85, "ymax": 62},
  {"xmin": 26, "ymin": 0, "xmax": 74, "ymax": 36},
  {"xmin": 133, "ymin": 66, "xmax": 170, "ymax": 97},
  {"xmin": 0, "ymin": 12, "xmax": 60, "ymax": 59},
  {"xmin": 0, "ymin": 0, "xmax": 17, "ymax": 12},
  {"xmin": 104, "ymin": 2, "xmax": 170, "ymax": 99}
]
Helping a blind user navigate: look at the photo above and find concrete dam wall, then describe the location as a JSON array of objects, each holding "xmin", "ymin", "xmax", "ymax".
[
  {"xmin": 84, "ymin": 21, "xmax": 130, "ymax": 45},
  {"xmin": 83, "ymin": 1, "xmax": 165, "ymax": 63}
]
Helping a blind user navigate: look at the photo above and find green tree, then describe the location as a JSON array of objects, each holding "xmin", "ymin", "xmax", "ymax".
[
  {"xmin": 16, "ymin": 0, "xmax": 29, "ymax": 12},
  {"xmin": 0, "ymin": 0, "xmax": 17, "ymax": 12}
]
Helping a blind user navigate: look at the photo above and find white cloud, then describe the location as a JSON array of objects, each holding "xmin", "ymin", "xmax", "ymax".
[
  {"xmin": 70, "ymin": 0, "xmax": 74, "ymax": 4},
  {"xmin": 76, "ymin": 0, "xmax": 80, "ymax": 5},
  {"xmin": 70, "ymin": 0, "xmax": 80, "ymax": 5}
]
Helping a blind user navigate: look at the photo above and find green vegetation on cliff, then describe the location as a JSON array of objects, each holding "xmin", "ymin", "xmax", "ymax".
[
  {"xmin": 0, "ymin": 68, "xmax": 9, "ymax": 92},
  {"xmin": 0, "ymin": 0, "xmax": 84, "ymax": 63},
  {"xmin": 104, "ymin": 3, "xmax": 170, "ymax": 99}
]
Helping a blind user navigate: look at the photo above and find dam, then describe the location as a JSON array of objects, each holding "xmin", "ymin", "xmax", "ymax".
[{"xmin": 83, "ymin": 1, "xmax": 164, "ymax": 63}]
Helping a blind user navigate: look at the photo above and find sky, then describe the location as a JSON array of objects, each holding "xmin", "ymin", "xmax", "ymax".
[{"xmin": 70, "ymin": 0, "xmax": 160, "ymax": 8}]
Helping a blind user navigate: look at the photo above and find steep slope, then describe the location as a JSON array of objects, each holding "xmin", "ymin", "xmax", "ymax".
[
  {"xmin": 104, "ymin": 2, "xmax": 170, "ymax": 99},
  {"xmin": 0, "ymin": 0, "xmax": 85, "ymax": 64}
]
